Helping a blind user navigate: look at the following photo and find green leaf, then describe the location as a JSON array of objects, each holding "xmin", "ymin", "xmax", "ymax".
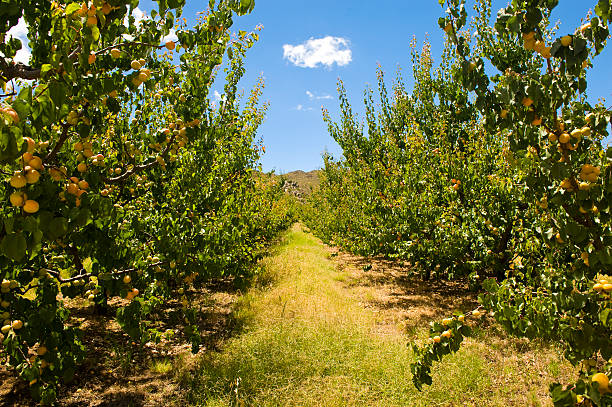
[
  {"xmin": 65, "ymin": 3, "xmax": 82, "ymax": 15},
  {"xmin": 1, "ymin": 232, "xmax": 27, "ymax": 261},
  {"xmin": 49, "ymin": 81, "xmax": 67, "ymax": 107}
]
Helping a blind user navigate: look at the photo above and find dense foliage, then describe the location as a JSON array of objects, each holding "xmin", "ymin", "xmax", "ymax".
[
  {"xmin": 303, "ymin": 0, "xmax": 612, "ymax": 405},
  {"xmin": 0, "ymin": 0, "xmax": 293, "ymax": 402}
]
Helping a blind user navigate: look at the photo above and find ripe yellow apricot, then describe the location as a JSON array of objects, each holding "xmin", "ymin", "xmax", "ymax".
[
  {"xmin": 9, "ymin": 191, "xmax": 25, "ymax": 207},
  {"xmin": 23, "ymin": 200, "xmax": 39, "ymax": 213},
  {"xmin": 1, "ymin": 325, "xmax": 10, "ymax": 334},
  {"xmin": 123, "ymin": 275, "xmax": 131, "ymax": 284},
  {"xmin": 130, "ymin": 60, "xmax": 142, "ymax": 70},
  {"xmin": 29, "ymin": 156, "xmax": 43, "ymax": 170},
  {"xmin": 86, "ymin": 15, "xmax": 97, "ymax": 27},
  {"xmin": 581, "ymin": 127, "xmax": 592, "ymax": 138},
  {"xmin": 4, "ymin": 107, "xmax": 20, "ymax": 123},
  {"xmin": 78, "ymin": 180, "xmax": 89, "ymax": 190},
  {"xmin": 592, "ymin": 373, "xmax": 610, "ymax": 393},
  {"xmin": 533, "ymin": 40, "xmax": 545, "ymax": 53},
  {"xmin": 110, "ymin": 48, "xmax": 121, "ymax": 59},
  {"xmin": 22, "ymin": 152, "xmax": 33, "ymax": 162},
  {"xmin": 500, "ymin": 110, "xmax": 508, "ymax": 119},
  {"xmin": 458, "ymin": 315, "xmax": 465, "ymax": 322},
  {"xmin": 548, "ymin": 133, "xmax": 558, "ymax": 142},
  {"xmin": 441, "ymin": 330, "xmax": 452, "ymax": 338},
  {"xmin": 73, "ymin": 141, "xmax": 83, "ymax": 152},
  {"xmin": 523, "ymin": 31, "xmax": 535, "ymax": 41},
  {"xmin": 561, "ymin": 35, "xmax": 572, "ymax": 47},
  {"xmin": 444, "ymin": 23, "xmax": 452, "ymax": 33},
  {"xmin": 583, "ymin": 172, "xmax": 598, "ymax": 183},
  {"xmin": 433, "ymin": 335, "xmax": 441, "ymax": 343},
  {"xmin": 77, "ymin": 163, "xmax": 87, "ymax": 172},
  {"xmin": 522, "ymin": 97, "xmax": 533, "ymax": 107},
  {"xmin": 559, "ymin": 133, "xmax": 570, "ymax": 143},
  {"xmin": 532, "ymin": 117, "xmax": 542, "ymax": 126},
  {"xmin": 605, "ymin": 284, "xmax": 612, "ymax": 293},
  {"xmin": 523, "ymin": 38, "xmax": 535, "ymax": 50},
  {"xmin": 10, "ymin": 172, "xmax": 27, "ymax": 188},
  {"xmin": 25, "ymin": 168, "xmax": 40, "ymax": 184},
  {"xmin": 559, "ymin": 179, "xmax": 573, "ymax": 190},
  {"xmin": 101, "ymin": 3, "xmax": 112, "ymax": 15},
  {"xmin": 165, "ymin": 41, "xmax": 176, "ymax": 50},
  {"xmin": 570, "ymin": 129, "xmax": 582, "ymax": 139},
  {"xmin": 131, "ymin": 77, "xmax": 142, "ymax": 87},
  {"xmin": 442, "ymin": 318, "xmax": 452, "ymax": 326},
  {"xmin": 11, "ymin": 320, "xmax": 23, "ymax": 330},
  {"xmin": 88, "ymin": 53, "xmax": 96, "ymax": 64},
  {"xmin": 37, "ymin": 346, "xmax": 47, "ymax": 356}
]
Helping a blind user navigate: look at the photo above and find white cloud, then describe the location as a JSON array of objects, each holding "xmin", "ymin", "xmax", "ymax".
[
  {"xmin": 295, "ymin": 104, "xmax": 313, "ymax": 112},
  {"xmin": 306, "ymin": 90, "xmax": 332, "ymax": 100},
  {"xmin": 211, "ymin": 90, "xmax": 225, "ymax": 107},
  {"xmin": 6, "ymin": 17, "xmax": 31, "ymax": 65},
  {"xmin": 161, "ymin": 28, "xmax": 178, "ymax": 44},
  {"xmin": 283, "ymin": 36, "xmax": 352, "ymax": 68},
  {"xmin": 124, "ymin": 7, "xmax": 147, "ymax": 28},
  {"xmin": 122, "ymin": 7, "xmax": 148, "ymax": 41}
]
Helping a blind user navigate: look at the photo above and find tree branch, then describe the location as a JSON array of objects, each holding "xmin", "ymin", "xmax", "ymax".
[
  {"xmin": 0, "ymin": 61, "xmax": 41, "ymax": 81},
  {"xmin": 104, "ymin": 132, "xmax": 177, "ymax": 183},
  {"xmin": 44, "ymin": 122, "xmax": 72, "ymax": 163}
]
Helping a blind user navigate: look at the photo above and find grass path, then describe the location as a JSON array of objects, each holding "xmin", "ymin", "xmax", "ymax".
[{"xmin": 178, "ymin": 224, "xmax": 574, "ymax": 406}]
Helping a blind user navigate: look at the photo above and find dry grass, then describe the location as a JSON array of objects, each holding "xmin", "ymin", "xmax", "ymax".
[{"xmin": 179, "ymin": 224, "xmax": 576, "ymax": 406}]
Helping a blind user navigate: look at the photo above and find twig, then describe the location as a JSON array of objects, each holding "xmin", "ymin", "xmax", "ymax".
[
  {"xmin": 104, "ymin": 132, "xmax": 177, "ymax": 183},
  {"xmin": 44, "ymin": 123, "xmax": 72, "ymax": 163}
]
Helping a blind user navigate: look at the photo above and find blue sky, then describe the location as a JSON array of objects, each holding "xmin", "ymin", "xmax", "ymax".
[
  {"xmin": 231, "ymin": 1, "xmax": 611, "ymax": 173},
  {"xmin": 10, "ymin": 1, "xmax": 606, "ymax": 173}
]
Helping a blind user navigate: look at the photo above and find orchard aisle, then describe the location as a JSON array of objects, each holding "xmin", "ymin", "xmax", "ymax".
[{"xmin": 179, "ymin": 224, "xmax": 575, "ymax": 406}]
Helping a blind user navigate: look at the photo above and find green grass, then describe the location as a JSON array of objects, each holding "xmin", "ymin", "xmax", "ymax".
[
  {"xmin": 176, "ymin": 224, "xmax": 573, "ymax": 406},
  {"xmin": 150, "ymin": 358, "xmax": 174, "ymax": 375}
]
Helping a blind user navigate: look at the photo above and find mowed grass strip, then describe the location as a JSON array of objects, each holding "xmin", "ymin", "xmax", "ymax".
[{"xmin": 177, "ymin": 224, "xmax": 572, "ymax": 406}]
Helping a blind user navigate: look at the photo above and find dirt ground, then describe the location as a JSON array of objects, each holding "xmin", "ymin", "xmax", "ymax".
[{"xmin": 0, "ymin": 279, "xmax": 242, "ymax": 407}]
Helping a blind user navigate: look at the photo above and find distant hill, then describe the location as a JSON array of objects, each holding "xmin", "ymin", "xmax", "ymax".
[
  {"xmin": 281, "ymin": 170, "xmax": 321, "ymax": 196},
  {"xmin": 256, "ymin": 169, "xmax": 321, "ymax": 199}
]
